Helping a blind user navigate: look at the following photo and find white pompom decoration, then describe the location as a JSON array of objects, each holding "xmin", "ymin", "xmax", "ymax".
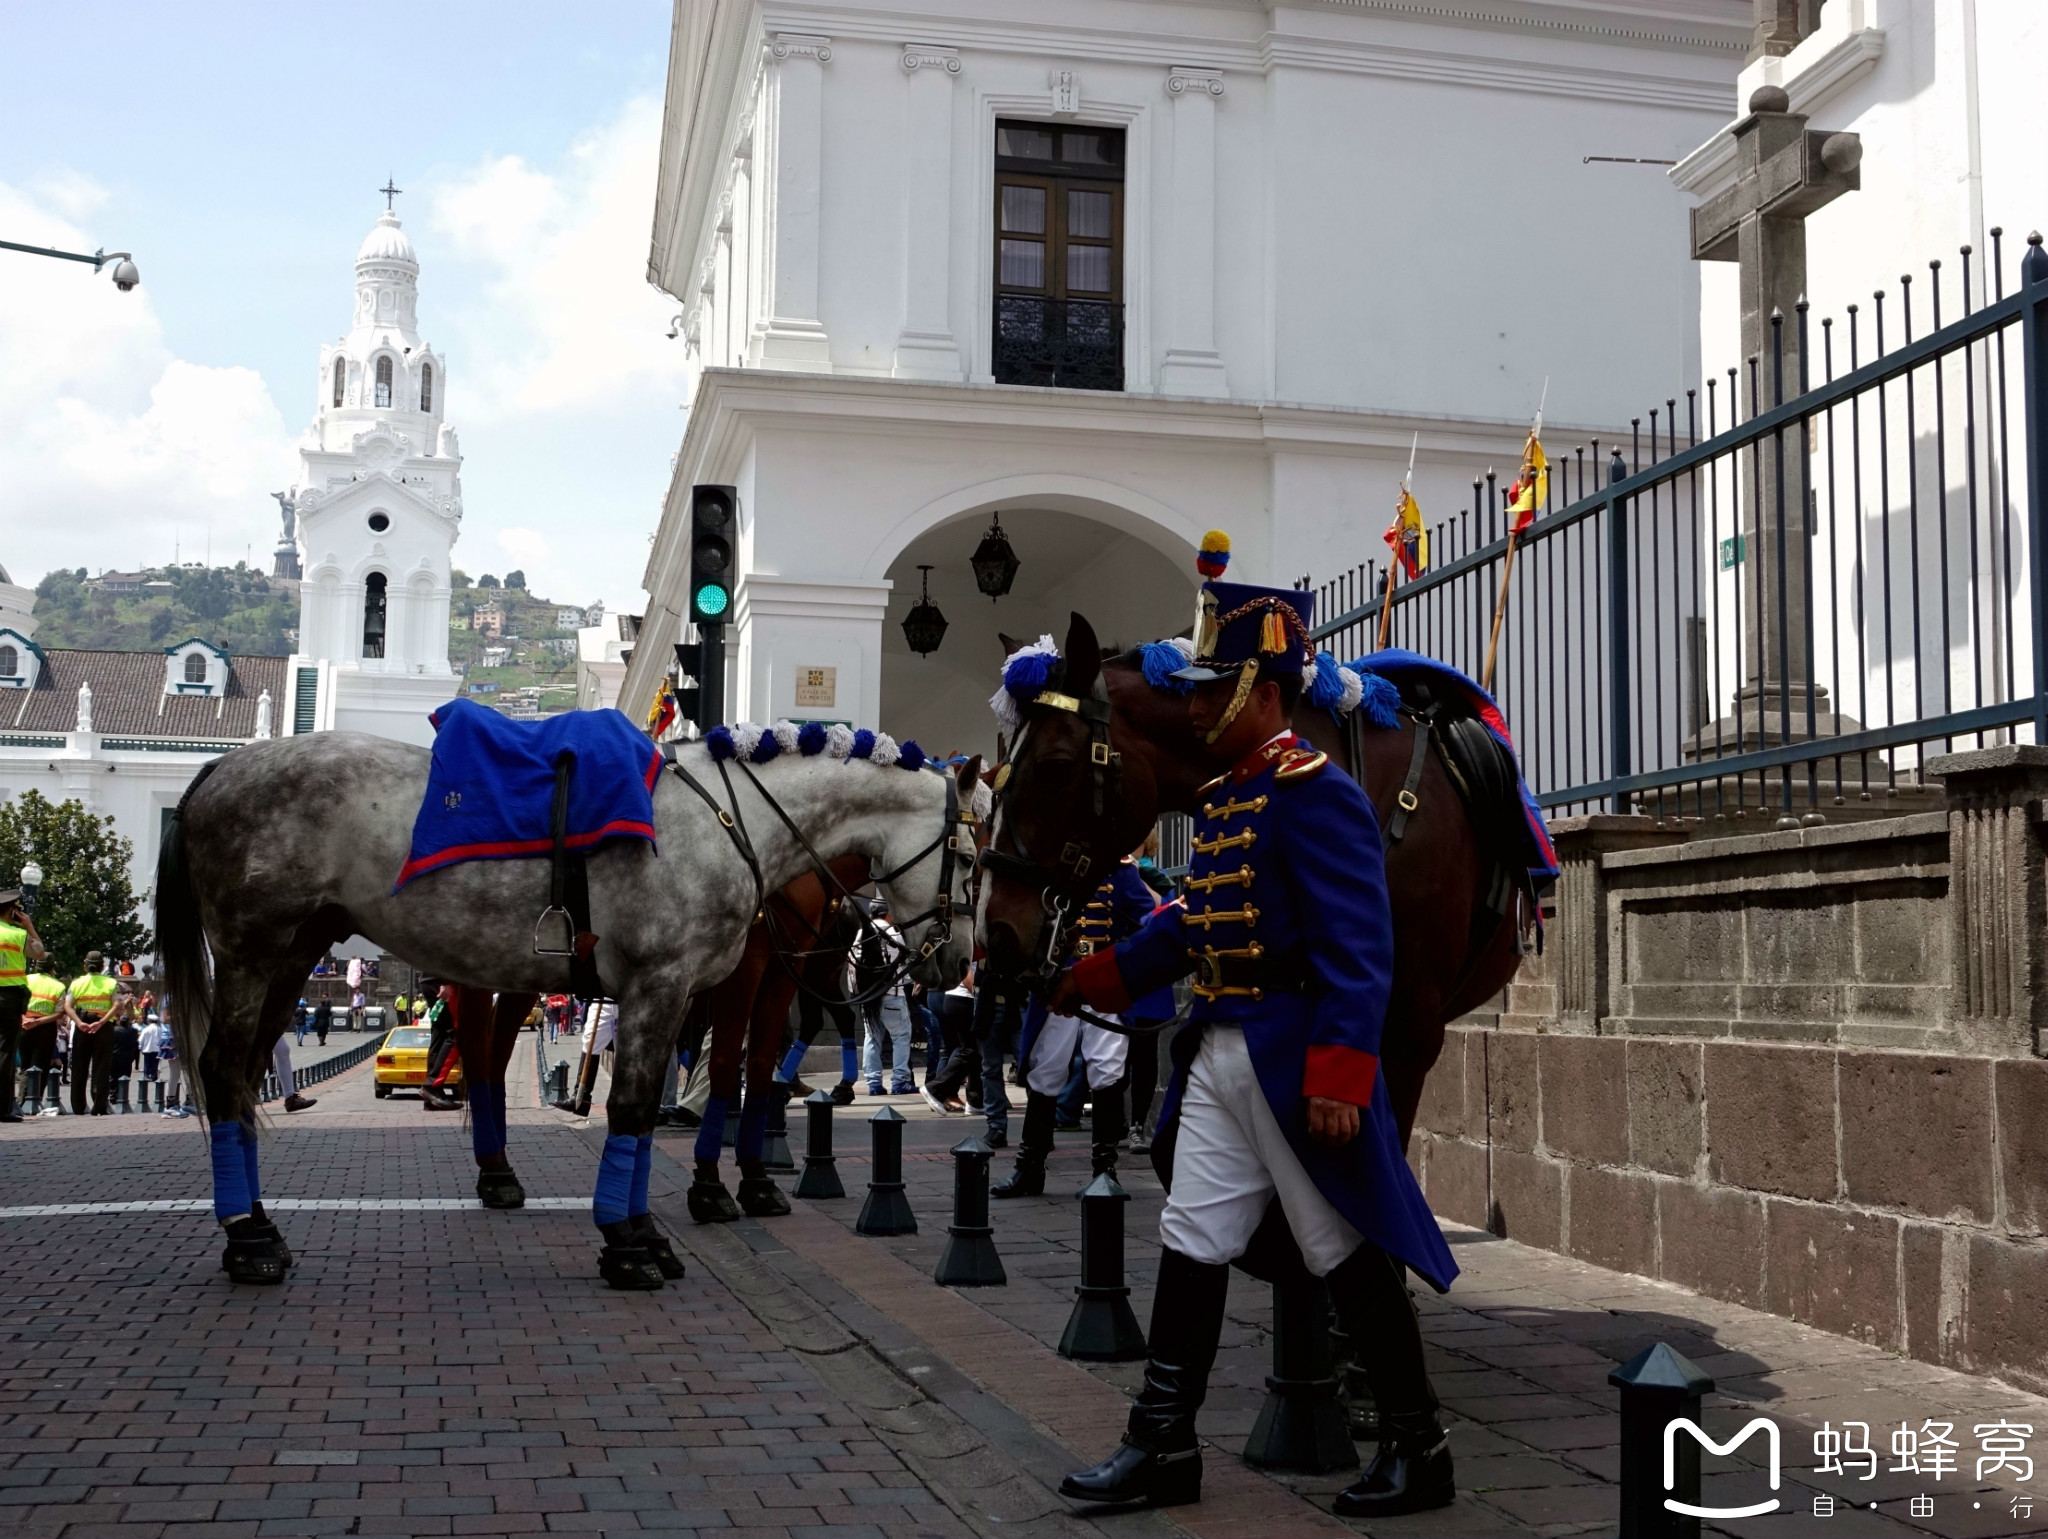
[
  {"xmin": 869, "ymin": 733, "xmax": 900, "ymax": 768},
  {"xmin": 825, "ymin": 723, "xmax": 857, "ymax": 760},
  {"xmin": 771, "ymin": 719, "xmax": 801, "ymax": 755},
  {"xmin": 732, "ymin": 722, "xmax": 766, "ymax": 760}
]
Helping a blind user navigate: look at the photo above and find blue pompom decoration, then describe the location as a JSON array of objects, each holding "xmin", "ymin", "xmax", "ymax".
[
  {"xmin": 896, "ymin": 740, "xmax": 927, "ymax": 771},
  {"xmin": 1138, "ymin": 641, "xmax": 1195, "ymax": 695},
  {"xmin": 706, "ymin": 725, "xmax": 737, "ymax": 761},
  {"xmin": 849, "ymin": 728, "xmax": 877, "ymax": 760},
  {"xmin": 1357, "ymin": 670, "xmax": 1402, "ymax": 730},
  {"xmin": 797, "ymin": 721, "xmax": 828, "ymax": 756},
  {"xmin": 749, "ymin": 731, "xmax": 781, "ymax": 764},
  {"xmin": 1002, "ymin": 649, "xmax": 1055, "ymax": 699},
  {"xmin": 1306, "ymin": 651, "xmax": 1346, "ymax": 711}
]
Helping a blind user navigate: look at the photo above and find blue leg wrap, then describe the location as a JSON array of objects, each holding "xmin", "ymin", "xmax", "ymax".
[
  {"xmin": 777, "ymin": 1041, "xmax": 808, "ymax": 1082},
  {"xmin": 471, "ymin": 1081, "xmax": 507, "ymax": 1160},
  {"xmin": 736, "ymin": 1093, "xmax": 769, "ymax": 1163},
  {"xmin": 840, "ymin": 1040, "xmax": 859, "ymax": 1082},
  {"xmin": 210, "ymin": 1121, "xmax": 252, "ymax": 1220},
  {"xmin": 240, "ymin": 1116, "xmax": 261, "ymax": 1207},
  {"xmin": 629, "ymin": 1135, "xmax": 653, "ymax": 1217},
  {"xmin": 593, "ymin": 1133, "xmax": 637, "ymax": 1227},
  {"xmin": 693, "ymin": 1095, "xmax": 729, "ymax": 1164},
  {"xmin": 680, "ymin": 1049, "xmax": 695, "ymax": 1072}
]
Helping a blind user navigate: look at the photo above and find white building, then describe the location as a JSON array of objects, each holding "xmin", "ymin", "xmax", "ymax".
[
  {"xmin": 621, "ymin": 0, "xmax": 1750, "ymax": 753},
  {"xmin": 284, "ymin": 206, "xmax": 464, "ymax": 747}
]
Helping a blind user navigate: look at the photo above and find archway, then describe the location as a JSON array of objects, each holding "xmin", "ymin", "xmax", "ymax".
[{"xmin": 880, "ymin": 503, "xmax": 1198, "ymax": 759}]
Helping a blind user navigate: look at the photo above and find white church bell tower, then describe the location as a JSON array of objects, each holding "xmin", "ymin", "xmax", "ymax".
[{"xmin": 285, "ymin": 189, "xmax": 462, "ymax": 746}]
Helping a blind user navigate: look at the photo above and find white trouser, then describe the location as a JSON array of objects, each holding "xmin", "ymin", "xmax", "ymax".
[
  {"xmin": 271, "ymin": 1037, "xmax": 293, "ymax": 1094},
  {"xmin": 1025, "ymin": 1012, "xmax": 1129, "ymax": 1097},
  {"xmin": 1160, "ymin": 1026, "xmax": 1363, "ymax": 1276}
]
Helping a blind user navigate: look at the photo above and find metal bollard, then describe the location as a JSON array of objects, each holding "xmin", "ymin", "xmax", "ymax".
[
  {"xmin": 1058, "ymin": 1173, "xmax": 1147, "ymax": 1360},
  {"xmin": 854, "ymin": 1105, "xmax": 916, "ymax": 1235},
  {"xmin": 150, "ymin": 1079, "xmax": 164, "ymax": 1112},
  {"xmin": 547, "ymin": 1061, "xmax": 569, "ymax": 1106},
  {"xmin": 45, "ymin": 1069, "xmax": 65, "ymax": 1114},
  {"xmin": 763, "ymin": 1084, "xmax": 795, "ymax": 1171},
  {"xmin": 18, "ymin": 1067, "xmax": 40, "ymax": 1116},
  {"xmin": 1242, "ymin": 1275, "xmax": 1358, "ymax": 1474},
  {"xmin": 933, "ymin": 1133, "xmax": 1005, "ymax": 1286},
  {"xmin": 114, "ymin": 1076, "xmax": 130, "ymax": 1113},
  {"xmin": 793, "ymin": 1090, "xmax": 844, "ymax": 1199},
  {"xmin": 1611, "ymin": 1341, "xmax": 1715, "ymax": 1538}
]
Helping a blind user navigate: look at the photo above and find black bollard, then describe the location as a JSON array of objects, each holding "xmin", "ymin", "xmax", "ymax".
[
  {"xmin": 933, "ymin": 1133, "xmax": 1005, "ymax": 1286},
  {"xmin": 1611, "ymin": 1341, "xmax": 1715, "ymax": 1538},
  {"xmin": 19, "ymin": 1067, "xmax": 40, "ymax": 1117},
  {"xmin": 1242, "ymin": 1275, "xmax": 1358, "ymax": 1474},
  {"xmin": 547, "ymin": 1060, "xmax": 570, "ymax": 1106},
  {"xmin": 763, "ymin": 1085, "xmax": 795, "ymax": 1171},
  {"xmin": 1058, "ymin": 1173, "xmax": 1147, "ymax": 1361},
  {"xmin": 118, "ymin": 1076, "xmax": 133, "ymax": 1113},
  {"xmin": 794, "ymin": 1090, "xmax": 844, "ymax": 1199},
  {"xmin": 854, "ymin": 1105, "xmax": 916, "ymax": 1235},
  {"xmin": 46, "ymin": 1069, "xmax": 65, "ymax": 1115}
]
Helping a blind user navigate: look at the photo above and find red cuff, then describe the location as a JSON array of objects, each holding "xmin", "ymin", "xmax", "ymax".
[
  {"xmin": 1304, "ymin": 1044, "xmax": 1379, "ymax": 1106},
  {"xmin": 1067, "ymin": 948, "xmax": 1133, "ymax": 1012}
]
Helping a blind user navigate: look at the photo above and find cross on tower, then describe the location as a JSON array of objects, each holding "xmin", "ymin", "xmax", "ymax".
[{"xmin": 380, "ymin": 178, "xmax": 403, "ymax": 211}]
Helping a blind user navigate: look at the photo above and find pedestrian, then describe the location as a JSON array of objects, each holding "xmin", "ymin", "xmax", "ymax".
[
  {"xmin": 312, "ymin": 996, "xmax": 334, "ymax": 1048},
  {"xmin": 392, "ymin": 990, "xmax": 410, "ymax": 1027},
  {"xmin": 855, "ymin": 903, "xmax": 912, "ymax": 1094},
  {"xmin": 0, "ymin": 887, "xmax": 52, "ymax": 1122},
  {"xmin": 917, "ymin": 969, "xmax": 981, "ymax": 1115},
  {"xmin": 21, "ymin": 967, "xmax": 66, "ymax": 1116},
  {"xmin": 565, "ymin": 996, "xmax": 617, "ymax": 1117},
  {"xmin": 158, "ymin": 1000, "xmax": 188, "ymax": 1116},
  {"xmin": 422, "ymin": 984, "xmax": 461, "ymax": 1110},
  {"xmin": 1051, "ymin": 576, "xmax": 1457, "ymax": 1516},
  {"xmin": 65, "ymin": 951, "xmax": 125, "ymax": 1115},
  {"xmin": 138, "ymin": 1011, "xmax": 166, "ymax": 1088},
  {"xmin": 273, "ymin": 1032, "xmax": 316, "ymax": 1112},
  {"xmin": 294, "ymin": 997, "xmax": 310, "ymax": 1046},
  {"xmin": 793, "ymin": 904, "xmax": 862, "ymax": 1104},
  {"xmin": 109, "ymin": 1004, "xmax": 141, "ymax": 1098},
  {"xmin": 346, "ymin": 955, "xmax": 366, "ymax": 1031}
]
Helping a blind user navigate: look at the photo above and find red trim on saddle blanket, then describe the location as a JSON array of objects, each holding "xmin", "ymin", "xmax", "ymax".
[{"xmin": 394, "ymin": 819, "xmax": 660, "ymax": 885}]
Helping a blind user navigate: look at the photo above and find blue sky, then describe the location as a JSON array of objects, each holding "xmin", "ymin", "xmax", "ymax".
[{"xmin": 3, "ymin": 0, "xmax": 688, "ymax": 613}]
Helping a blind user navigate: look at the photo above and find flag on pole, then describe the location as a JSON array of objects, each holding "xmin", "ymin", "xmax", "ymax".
[
  {"xmin": 1384, "ymin": 487, "xmax": 1429, "ymax": 579},
  {"xmin": 648, "ymin": 686, "xmax": 679, "ymax": 739},
  {"xmin": 1506, "ymin": 431, "xmax": 1548, "ymax": 532}
]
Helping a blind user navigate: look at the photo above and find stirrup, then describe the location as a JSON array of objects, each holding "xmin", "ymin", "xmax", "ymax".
[{"xmin": 533, "ymin": 905, "xmax": 575, "ymax": 957}]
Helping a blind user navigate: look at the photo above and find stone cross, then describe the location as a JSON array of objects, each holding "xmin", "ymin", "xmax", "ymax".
[{"xmin": 1690, "ymin": 84, "xmax": 1860, "ymax": 713}]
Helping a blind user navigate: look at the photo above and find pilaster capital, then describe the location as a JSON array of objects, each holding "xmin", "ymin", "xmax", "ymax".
[
  {"xmin": 1166, "ymin": 66, "xmax": 1224, "ymax": 99},
  {"xmin": 767, "ymin": 32, "xmax": 832, "ymax": 65},
  {"xmin": 901, "ymin": 44, "xmax": 960, "ymax": 75}
]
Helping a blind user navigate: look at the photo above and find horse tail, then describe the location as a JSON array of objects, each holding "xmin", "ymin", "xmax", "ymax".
[{"xmin": 158, "ymin": 756, "xmax": 225, "ymax": 1120}]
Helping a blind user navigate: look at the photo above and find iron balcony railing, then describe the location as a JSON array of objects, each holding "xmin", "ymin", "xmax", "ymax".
[
  {"xmin": 994, "ymin": 295, "xmax": 1124, "ymax": 391},
  {"xmin": 1306, "ymin": 230, "xmax": 2048, "ymax": 826}
]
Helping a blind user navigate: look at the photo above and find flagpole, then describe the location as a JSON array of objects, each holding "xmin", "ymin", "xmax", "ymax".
[
  {"xmin": 1482, "ymin": 392, "xmax": 1546, "ymax": 693},
  {"xmin": 1378, "ymin": 432, "xmax": 1420, "ymax": 652}
]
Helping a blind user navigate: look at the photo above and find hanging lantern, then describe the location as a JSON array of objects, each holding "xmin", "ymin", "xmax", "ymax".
[
  {"xmin": 901, "ymin": 565, "xmax": 949, "ymax": 656},
  {"xmin": 969, "ymin": 510, "xmax": 1022, "ymax": 600}
]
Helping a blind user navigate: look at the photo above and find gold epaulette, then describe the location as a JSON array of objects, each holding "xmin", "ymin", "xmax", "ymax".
[{"xmin": 1273, "ymin": 748, "xmax": 1328, "ymax": 783}]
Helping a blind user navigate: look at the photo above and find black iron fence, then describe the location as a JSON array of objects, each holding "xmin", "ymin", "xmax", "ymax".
[
  {"xmin": 993, "ymin": 296, "xmax": 1124, "ymax": 390},
  {"xmin": 1306, "ymin": 230, "xmax": 2048, "ymax": 824}
]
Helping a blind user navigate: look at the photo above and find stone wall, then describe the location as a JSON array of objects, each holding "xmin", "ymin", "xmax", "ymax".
[{"xmin": 1411, "ymin": 746, "xmax": 2048, "ymax": 1394}]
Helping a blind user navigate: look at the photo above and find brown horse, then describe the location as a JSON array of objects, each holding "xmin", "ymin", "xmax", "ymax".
[{"xmin": 976, "ymin": 613, "xmax": 1521, "ymax": 1145}]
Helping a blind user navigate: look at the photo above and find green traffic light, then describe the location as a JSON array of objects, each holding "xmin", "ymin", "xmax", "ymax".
[{"xmin": 694, "ymin": 583, "xmax": 730, "ymax": 618}]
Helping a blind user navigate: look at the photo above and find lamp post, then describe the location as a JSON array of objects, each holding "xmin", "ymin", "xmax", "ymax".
[
  {"xmin": 18, "ymin": 861, "xmax": 43, "ymax": 916},
  {"xmin": 969, "ymin": 511, "xmax": 1021, "ymax": 599},
  {"xmin": 1, "ymin": 239, "xmax": 141, "ymax": 291}
]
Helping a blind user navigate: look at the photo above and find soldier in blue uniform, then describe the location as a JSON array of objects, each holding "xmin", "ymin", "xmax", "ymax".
[
  {"xmin": 991, "ymin": 857, "xmax": 1157, "ymax": 1197},
  {"xmin": 1050, "ymin": 578, "xmax": 1458, "ymax": 1517}
]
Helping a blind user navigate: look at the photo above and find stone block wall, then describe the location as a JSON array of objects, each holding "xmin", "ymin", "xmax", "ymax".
[{"xmin": 1414, "ymin": 746, "xmax": 2048, "ymax": 1394}]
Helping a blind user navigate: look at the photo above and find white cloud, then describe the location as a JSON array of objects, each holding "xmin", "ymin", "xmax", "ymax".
[
  {"xmin": 0, "ymin": 178, "xmax": 297, "ymax": 584},
  {"xmin": 496, "ymin": 526, "xmax": 554, "ymax": 566}
]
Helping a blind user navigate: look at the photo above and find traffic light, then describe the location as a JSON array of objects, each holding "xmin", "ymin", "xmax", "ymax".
[
  {"xmin": 689, "ymin": 485, "xmax": 737, "ymax": 626},
  {"xmin": 672, "ymin": 641, "xmax": 703, "ymax": 729}
]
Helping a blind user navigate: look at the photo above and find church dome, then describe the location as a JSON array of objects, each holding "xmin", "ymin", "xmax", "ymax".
[{"xmin": 356, "ymin": 210, "xmax": 417, "ymax": 267}]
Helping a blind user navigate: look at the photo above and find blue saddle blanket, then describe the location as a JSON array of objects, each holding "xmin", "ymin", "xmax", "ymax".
[{"xmin": 396, "ymin": 698, "xmax": 662, "ymax": 890}]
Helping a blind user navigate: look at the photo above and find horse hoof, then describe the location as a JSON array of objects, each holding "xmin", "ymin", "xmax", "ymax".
[
  {"xmin": 638, "ymin": 1232, "xmax": 688, "ymax": 1280},
  {"xmin": 687, "ymin": 1179, "xmax": 742, "ymax": 1224},
  {"xmin": 737, "ymin": 1177, "xmax": 791, "ymax": 1218},
  {"xmin": 221, "ymin": 1243, "xmax": 287, "ymax": 1285},
  {"xmin": 477, "ymin": 1170, "xmax": 526, "ymax": 1209},
  {"xmin": 245, "ymin": 1222, "xmax": 294, "ymax": 1268},
  {"xmin": 598, "ymin": 1244, "xmax": 666, "ymax": 1291},
  {"xmin": 830, "ymin": 1080, "xmax": 857, "ymax": 1106}
]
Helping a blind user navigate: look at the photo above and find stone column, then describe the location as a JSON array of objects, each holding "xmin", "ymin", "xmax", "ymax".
[
  {"xmin": 894, "ymin": 46, "xmax": 963, "ymax": 379},
  {"xmin": 1158, "ymin": 67, "xmax": 1228, "ymax": 397},
  {"xmin": 1927, "ymin": 745, "xmax": 2048, "ymax": 1056},
  {"xmin": 755, "ymin": 33, "xmax": 833, "ymax": 370},
  {"xmin": 1547, "ymin": 815, "xmax": 1692, "ymax": 1033}
]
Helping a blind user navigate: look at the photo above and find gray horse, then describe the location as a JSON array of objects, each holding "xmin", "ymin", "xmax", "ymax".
[{"xmin": 157, "ymin": 730, "xmax": 978, "ymax": 1287}]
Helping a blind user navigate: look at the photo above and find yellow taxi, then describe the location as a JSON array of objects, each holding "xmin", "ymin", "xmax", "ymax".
[{"xmin": 373, "ymin": 1024, "xmax": 463, "ymax": 1097}]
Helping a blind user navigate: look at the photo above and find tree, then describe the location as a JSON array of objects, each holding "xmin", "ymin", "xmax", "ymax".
[
  {"xmin": 450, "ymin": 568, "xmax": 471, "ymax": 589},
  {"xmin": 0, "ymin": 790, "xmax": 153, "ymax": 977},
  {"xmin": 478, "ymin": 573, "xmax": 501, "ymax": 589},
  {"xmin": 504, "ymin": 569, "xmax": 526, "ymax": 591}
]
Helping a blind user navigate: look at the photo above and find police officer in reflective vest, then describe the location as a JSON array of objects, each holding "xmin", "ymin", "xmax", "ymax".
[
  {"xmin": 0, "ymin": 888, "xmax": 49, "ymax": 1123},
  {"xmin": 1050, "ymin": 577, "xmax": 1458, "ymax": 1517},
  {"xmin": 66, "ymin": 950, "xmax": 126, "ymax": 1116}
]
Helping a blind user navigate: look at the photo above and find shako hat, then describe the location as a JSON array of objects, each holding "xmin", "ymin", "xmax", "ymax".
[{"xmin": 1174, "ymin": 531, "xmax": 1317, "ymax": 682}]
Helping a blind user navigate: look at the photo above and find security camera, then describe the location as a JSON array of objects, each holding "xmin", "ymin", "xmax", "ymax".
[{"xmin": 109, "ymin": 258, "xmax": 140, "ymax": 292}]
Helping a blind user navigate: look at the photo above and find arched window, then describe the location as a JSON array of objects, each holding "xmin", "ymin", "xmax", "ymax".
[
  {"xmin": 363, "ymin": 573, "xmax": 388, "ymax": 659},
  {"xmin": 332, "ymin": 356, "xmax": 346, "ymax": 407},
  {"xmin": 420, "ymin": 363, "xmax": 433, "ymax": 414},
  {"xmin": 0, "ymin": 646, "xmax": 16, "ymax": 679},
  {"xmin": 183, "ymin": 652, "xmax": 207, "ymax": 684},
  {"xmin": 374, "ymin": 356, "xmax": 393, "ymax": 409}
]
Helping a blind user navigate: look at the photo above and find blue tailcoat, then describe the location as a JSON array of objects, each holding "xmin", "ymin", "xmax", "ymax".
[
  {"xmin": 1017, "ymin": 860, "xmax": 1157, "ymax": 1071},
  {"xmin": 1069, "ymin": 735, "xmax": 1458, "ymax": 1292}
]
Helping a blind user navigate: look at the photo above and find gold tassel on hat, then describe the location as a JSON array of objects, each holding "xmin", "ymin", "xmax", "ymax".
[{"xmin": 1260, "ymin": 607, "xmax": 1288, "ymax": 656}]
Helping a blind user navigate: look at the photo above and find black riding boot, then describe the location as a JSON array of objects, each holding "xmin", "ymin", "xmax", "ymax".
[
  {"xmin": 1078, "ymin": 1076, "xmax": 1127, "ymax": 1194},
  {"xmin": 1060, "ymin": 1247, "xmax": 1229, "ymax": 1507},
  {"xmin": 992, "ymin": 1090, "xmax": 1055, "ymax": 1198},
  {"xmin": 1327, "ymin": 1243, "xmax": 1453, "ymax": 1517}
]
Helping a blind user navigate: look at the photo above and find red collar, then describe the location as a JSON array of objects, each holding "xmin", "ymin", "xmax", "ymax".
[{"xmin": 1231, "ymin": 733, "xmax": 1298, "ymax": 784}]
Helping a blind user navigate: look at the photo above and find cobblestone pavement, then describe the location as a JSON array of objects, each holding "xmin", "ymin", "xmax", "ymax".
[{"xmin": 4, "ymin": 1041, "xmax": 2045, "ymax": 1539}]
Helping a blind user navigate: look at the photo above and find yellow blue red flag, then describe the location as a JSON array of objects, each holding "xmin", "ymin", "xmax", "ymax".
[
  {"xmin": 1506, "ymin": 432, "xmax": 1548, "ymax": 533},
  {"xmin": 1384, "ymin": 487, "xmax": 1428, "ymax": 580}
]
